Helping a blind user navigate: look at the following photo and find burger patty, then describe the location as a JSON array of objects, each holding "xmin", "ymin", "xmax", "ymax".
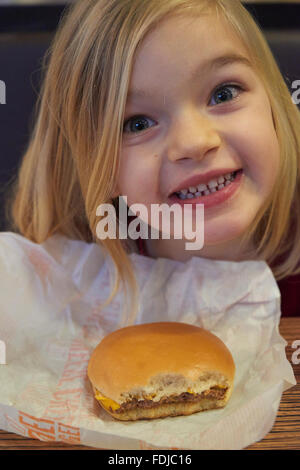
[{"xmin": 114, "ymin": 386, "xmax": 227, "ymax": 413}]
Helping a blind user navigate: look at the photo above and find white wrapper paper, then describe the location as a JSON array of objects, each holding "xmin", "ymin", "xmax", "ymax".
[{"xmin": 0, "ymin": 231, "xmax": 296, "ymax": 450}]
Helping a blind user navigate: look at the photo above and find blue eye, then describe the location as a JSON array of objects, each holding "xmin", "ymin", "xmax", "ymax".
[
  {"xmin": 210, "ymin": 84, "xmax": 242, "ymax": 106},
  {"xmin": 123, "ymin": 115, "xmax": 155, "ymax": 134}
]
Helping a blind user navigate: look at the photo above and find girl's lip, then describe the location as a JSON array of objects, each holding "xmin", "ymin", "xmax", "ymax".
[{"xmin": 168, "ymin": 169, "xmax": 244, "ymax": 210}]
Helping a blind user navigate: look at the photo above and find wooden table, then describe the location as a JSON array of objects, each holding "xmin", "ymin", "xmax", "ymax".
[{"xmin": 0, "ymin": 317, "xmax": 299, "ymax": 450}]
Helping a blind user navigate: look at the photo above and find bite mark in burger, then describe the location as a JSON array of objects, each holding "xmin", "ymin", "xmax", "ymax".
[{"xmin": 87, "ymin": 322, "xmax": 235, "ymax": 421}]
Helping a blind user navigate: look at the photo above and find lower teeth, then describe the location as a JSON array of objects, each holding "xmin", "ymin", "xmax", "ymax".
[{"xmin": 177, "ymin": 171, "xmax": 238, "ymax": 200}]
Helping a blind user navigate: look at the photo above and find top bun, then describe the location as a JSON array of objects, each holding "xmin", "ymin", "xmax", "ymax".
[{"xmin": 87, "ymin": 322, "xmax": 235, "ymax": 405}]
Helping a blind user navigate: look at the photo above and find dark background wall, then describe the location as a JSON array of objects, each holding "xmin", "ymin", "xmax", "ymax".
[{"xmin": 0, "ymin": 2, "xmax": 300, "ymax": 232}]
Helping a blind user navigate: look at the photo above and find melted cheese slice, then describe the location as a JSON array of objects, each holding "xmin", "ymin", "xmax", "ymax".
[{"xmin": 94, "ymin": 390, "xmax": 121, "ymax": 411}]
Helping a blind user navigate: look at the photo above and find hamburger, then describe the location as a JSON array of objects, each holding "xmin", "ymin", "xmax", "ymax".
[{"xmin": 87, "ymin": 321, "xmax": 235, "ymax": 421}]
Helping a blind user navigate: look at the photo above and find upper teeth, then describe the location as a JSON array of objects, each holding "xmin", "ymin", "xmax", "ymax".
[{"xmin": 176, "ymin": 172, "xmax": 235, "ymax": 196}]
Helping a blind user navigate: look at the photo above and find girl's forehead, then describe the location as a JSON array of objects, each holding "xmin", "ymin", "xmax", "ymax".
[
  {"xmin": 130, "ymin": 13, "xmax": 252, "ymax": 86},
  {"xmin": 139, "ymin": 12, "xmax": 242, "ymax": 51},
  {"xmin": 135, "ymin": 13, "xmax": 249, "ymax": 67}
]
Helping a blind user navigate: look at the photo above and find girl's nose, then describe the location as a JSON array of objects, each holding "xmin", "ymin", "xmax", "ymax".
[{"xmin": 166, "ymin": 106, "xmax": 221, "ymax": 163}]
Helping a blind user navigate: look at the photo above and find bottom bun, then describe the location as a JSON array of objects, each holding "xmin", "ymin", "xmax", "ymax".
[{"xmin": 101, "ymin": 397, "xmax": 227, "ymax": 421}]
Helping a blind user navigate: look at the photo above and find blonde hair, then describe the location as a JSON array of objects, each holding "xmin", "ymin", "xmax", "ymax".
[{"xmin": 4, "ymin": 0, "xmax": 300, "ymax": 328}]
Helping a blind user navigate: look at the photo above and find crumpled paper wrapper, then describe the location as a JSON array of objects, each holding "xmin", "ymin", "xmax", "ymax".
[{"xmin": 0, "ymin": 231, "xmax": 296, "ymax": 450}]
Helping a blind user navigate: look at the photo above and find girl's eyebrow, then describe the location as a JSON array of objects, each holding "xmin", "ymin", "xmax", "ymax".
[{"xmin": 126, "ymin": 52, "xmax": 252, "ymax": 101}]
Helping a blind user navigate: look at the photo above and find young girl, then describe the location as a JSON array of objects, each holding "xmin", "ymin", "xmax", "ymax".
[{"xmin": 3, "ymin": 0, "xmax": 300, "ymax": 326}]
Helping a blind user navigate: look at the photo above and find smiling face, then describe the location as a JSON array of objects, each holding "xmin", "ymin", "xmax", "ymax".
[{"xmin": 116, "ymin": 12, "xmax": 280, "ymax": 262}]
